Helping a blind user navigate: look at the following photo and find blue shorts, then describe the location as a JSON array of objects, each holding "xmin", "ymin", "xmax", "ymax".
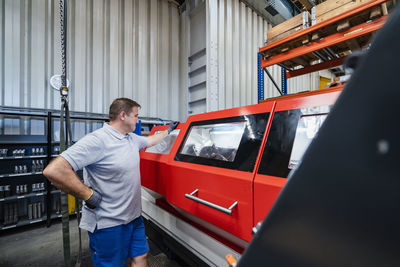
[{"xmin": 88, "ymin": 216, "xmax": 150, "ymax": 267}]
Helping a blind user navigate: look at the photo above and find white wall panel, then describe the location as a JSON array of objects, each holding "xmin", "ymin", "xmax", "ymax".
[
  {"xmin": 1, "ymin": 0, "xmax": 181, "ymax": 120},
  {"xmin": 206, "ymin": 0, "xmax": 218, "ymax": 111},
  {"xmin": 179, "ymin": 6, "xmax": 189, "ymax": 122},
  {"xmin": 202, "ymin": 0, "xmax": 318, "ymax": 107},
  {"xmin": 0, "ymin": 0, "xmax": 3, "ymax": 105},
  {"xmin": 91, "ymin": 0, "xmax": 104, "ymax": 113},
  {"xmin": 203, "ymin": 0, "xmax": 316, "ymax": 111},
  {"xmin": 170, "ymin": 3, "xmax": 181, "ymax": 120},
  {"xmin": 2, "ymin": 0, "xmax": 319, "ymax": 121},
  {"xmin": 185, "ymin": 1, "xmax": 207, "ymax": 115},
  {"xmin": 232, "ymin": 0, "xmax": 240, "ymax": 108}
]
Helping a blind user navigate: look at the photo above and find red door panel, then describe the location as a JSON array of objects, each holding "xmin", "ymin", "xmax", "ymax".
[
  {"xmin": 167, "ymin": 102, "xmax": 275, "ymax": 242},
  {"xmin": 167, "ymin": 163, "xmax": 254, "ymax": 241},
  {"xmin": 140, "ymin": 124, "xmax": 184, "ymax": 196},
  {"xmin": 254, "ymin": 87, "xmax": 342, "ymax": 225}
]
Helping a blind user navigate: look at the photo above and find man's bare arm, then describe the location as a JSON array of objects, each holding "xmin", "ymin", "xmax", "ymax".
[
  {"xmin": 146, "ymin": 121, "xmax": 179, "ymax": 148},
  {"xmin": 146, "ymin": 130, "xmax": 168, "ymax": 147},
  {"xmin": 43, "ymin": 156, "xmax": 92, "ymax": 200}
]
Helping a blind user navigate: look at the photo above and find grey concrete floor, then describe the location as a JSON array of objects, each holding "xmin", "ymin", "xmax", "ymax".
[{"xmin": 0, "ymin": 218, "xmax": 184, "ymax": 267}]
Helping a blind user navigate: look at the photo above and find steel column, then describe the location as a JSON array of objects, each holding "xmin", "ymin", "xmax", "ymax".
[
  {"xmin": 281, "ymin": 68, "xmax": 287, "ymax": 95},
  {"xmin": 257, "ymin": 53, "xmax": 264, "ymax": 102}
]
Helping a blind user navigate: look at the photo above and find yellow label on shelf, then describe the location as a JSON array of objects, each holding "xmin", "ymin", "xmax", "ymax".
[{"xmin": 68, "ymin": 194, "xmax": 75, "ymax": 214}]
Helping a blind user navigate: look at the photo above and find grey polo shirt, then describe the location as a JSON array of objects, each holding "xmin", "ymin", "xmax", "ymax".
[{"xmin": 60, "ymin": 123, "xmax": 148, "ymax": 233}]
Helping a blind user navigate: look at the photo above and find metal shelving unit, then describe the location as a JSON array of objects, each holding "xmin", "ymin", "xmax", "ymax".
[
  {"xmin": 0, "ymin": 172, "xmax": 43, "ymax": 178},
  {"xmin": 0, "ymin": 155, "xmax": 47, "ymax": 160},
  {"xmin": 0, "ymin": 107, "xmax": 109, "ymax": 230},
  {"xmin": 1, "ymin": 213, "xmax": 63, "ymax": 231},
  {"xmin": 258, "ymin": 0, "xmax": 393, "ymax": 93},
  {"xmin": 0, "ymin": 190, "xmax": 60, "ymax": 203},
  {"xmin": 0, "ymin": 106, "xmax": 166, "ymax": 230}
]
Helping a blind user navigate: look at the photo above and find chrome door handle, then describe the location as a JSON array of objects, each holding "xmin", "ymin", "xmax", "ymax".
[{"xmin": 185, "ymin": 189, "xmax": 238, "ymax": 215}]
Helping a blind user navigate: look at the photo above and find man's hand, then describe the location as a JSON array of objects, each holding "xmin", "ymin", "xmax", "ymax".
[
  {"xmin": 147, "ymin": 121, "xmax": 179, "ymax": 147},
  {"xmin": 167, "ymin": 121, "xmax": 179, "ymax": 134},
  {"xmin": 43, "ymin": 156, "xmax": 93, "ymax": 202},
  {"xmin": 85, "ymin": 188, "xmax": 102, "ymax": 209}
]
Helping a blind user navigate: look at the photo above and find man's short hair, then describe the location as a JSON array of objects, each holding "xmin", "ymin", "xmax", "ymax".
[{"xmin": 109, "ymin": 98, "xmax": 141, "ymax": 121}]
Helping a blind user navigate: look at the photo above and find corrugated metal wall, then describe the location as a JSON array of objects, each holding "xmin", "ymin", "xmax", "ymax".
[
  {"xmin": 181, "ymin": 0, "xmax": 318, "ymax": 114},
  {"xmin": 1, "ymin": 0, "xmax": 319, "ymax": 121},
  {"xmin": 186, "ymin": 0, "xmax": 208, "ymax": 116},
  {"xmin": 212, "ymin": 0, "xmax": 271, "ymax": 109},
  {"xmin": 0, "ymin": 0, "xmax": 181, "ymax": 120}
]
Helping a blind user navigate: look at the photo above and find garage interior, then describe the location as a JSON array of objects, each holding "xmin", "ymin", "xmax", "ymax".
[{"xmin": 0, "ymin": 0, "xmax": 398, "ymax": 266}]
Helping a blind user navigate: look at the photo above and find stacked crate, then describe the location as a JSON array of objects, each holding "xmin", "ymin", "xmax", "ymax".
[
  {"xmin": 262, "ymin": 0, "xmax": 389, "ymax": 69},
  {"xmin": 266, "ymin": 0, "xmax": 386, "ymax": 45},
  {"xmin": 311, "ymin": 0, "xmax": 384, "ymax": 25},
  {"xmin": 266, "ymin": 11, "xmax": 311, "ymax": 44}
]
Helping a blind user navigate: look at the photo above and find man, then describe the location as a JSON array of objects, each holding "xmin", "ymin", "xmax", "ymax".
[{"xmin": 43, "ymin": 98, "xmax": 178, "ymax": 267}]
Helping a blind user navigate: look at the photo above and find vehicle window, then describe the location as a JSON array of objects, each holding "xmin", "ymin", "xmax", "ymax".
[
  {"xmin": 145, "ymin": 129, "xmax": 180, "ymax": 154},
  {"xmin": 289, "ymin": 113, "xmax": 328, "ymax": 169},
  {"xmin": 258, "ymin": 105, "xmax": 331, "ymax": 177},
  {"xmin": 180, "ymin": 122, "xmax": 245, "ymax": 162},
  {"xmin": 175, "ymin": 113, "xmax": 269, "ymax": 172}
]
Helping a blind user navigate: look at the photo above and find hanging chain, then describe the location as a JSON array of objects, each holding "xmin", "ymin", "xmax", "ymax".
[{"xmin": 59, "ymin": 0, "xmax": 68, "ymax": 98}]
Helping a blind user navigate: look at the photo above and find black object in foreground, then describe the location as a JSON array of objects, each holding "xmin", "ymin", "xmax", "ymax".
[{"xmin": 238, "ymin": 4, "xmax": 400, "ymax": 267}]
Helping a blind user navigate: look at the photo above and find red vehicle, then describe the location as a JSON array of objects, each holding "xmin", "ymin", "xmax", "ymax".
[{"xmin": 140, "ymin": 86, "xmax": 342, "ymax": 248}]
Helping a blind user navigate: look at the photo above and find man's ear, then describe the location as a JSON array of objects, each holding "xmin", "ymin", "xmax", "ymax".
[{"xmin": 119, "ymin": 111, "xmax": 126, "ymax": 121}]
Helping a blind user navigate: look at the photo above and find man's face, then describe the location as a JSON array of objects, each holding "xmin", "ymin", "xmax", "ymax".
[{"xmin": 124, "ymin": 106, "xmax": 139, "ymax": 132}]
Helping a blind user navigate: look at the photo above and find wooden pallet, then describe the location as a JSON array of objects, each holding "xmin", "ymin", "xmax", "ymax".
[
  {"xmin": 261, "ymin": 0, "xmax": 393, "ymax": 70},
  {"xmin": 267, "ymin": 12, "xmax": 311, "ymax": 44},
  {"xmin": 312, "ymin": 0, "xmax": 384, "ymax": 24}
]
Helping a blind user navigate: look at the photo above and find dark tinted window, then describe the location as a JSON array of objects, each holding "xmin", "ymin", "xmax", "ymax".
[
  {"xmin": 175, "ymin": 113, "xmax": 269, "ymax": 172},
  {"xmin": 258, "ymin": 105, "xmax": 331, "ymax": 178}
]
